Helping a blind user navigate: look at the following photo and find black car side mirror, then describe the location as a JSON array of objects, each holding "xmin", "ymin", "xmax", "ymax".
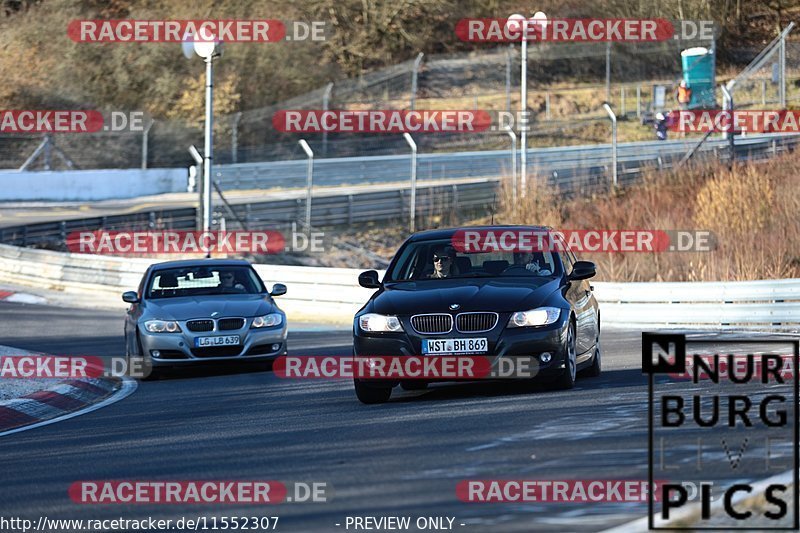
[
  {"xmin": 358, "ymin": 270, "xmax": 381, "ymax": 289},
  {"xmin": 568, "ymin": 261, "xmax": 596, "ymax": 281},
  {"xmin": 122, "ymin": 291, "xmax": 140, "ymax": 304},
  {"xmin": 270, "ymin": 283, "xmax": 287, "ymax": 297}
]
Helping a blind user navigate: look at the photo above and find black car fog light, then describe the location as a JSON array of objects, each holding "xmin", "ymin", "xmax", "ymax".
[{"xmin": 539, "ymin": 352, "xmax": 552, "ymax": 363}]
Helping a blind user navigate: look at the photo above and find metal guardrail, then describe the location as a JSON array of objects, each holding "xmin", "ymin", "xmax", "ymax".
[
  {"xmin": 595, "ymin": 279, "xmax": 800, "ymax": 328},
  {"xmin": 0, "ymin": 134, "xmax": 797, "ymax": 247},
  {"xmin": 213, "ymin": 133, "xmax": 800, "ymax": 193},
  {"xmin": 0, "ymin": 242, "xmax": 797, "ymax": 328},
  {"xmin": 0, "ymin": 181, "xmax": 497, "ymax": 247}
]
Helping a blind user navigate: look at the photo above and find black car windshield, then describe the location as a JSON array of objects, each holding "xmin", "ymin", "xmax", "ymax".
[
  {"xmin": 386, "ymin": 238, "xmax": 562, "ymax": 281},
  {"xmin": 146, "ymin": 266, "xmax": 265, "ymax": 299}
]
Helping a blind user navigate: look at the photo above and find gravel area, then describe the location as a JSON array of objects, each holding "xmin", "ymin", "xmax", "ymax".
[{"xmin": 0, "ymin": 345, "xmax": 57, "ymax": 400}]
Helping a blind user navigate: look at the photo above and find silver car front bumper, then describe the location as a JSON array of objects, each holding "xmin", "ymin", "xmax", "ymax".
[{"xmin": 138, "ymin": 319, "xmax": 288, "ymax": 365}]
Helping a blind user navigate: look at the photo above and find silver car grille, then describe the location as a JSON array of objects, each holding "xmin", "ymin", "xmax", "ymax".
[
  {"xmin": 456, "ymin": 312, "xmax": 499, "ymax": 333},
  {"xmin": 186, "ymin": 319, "xmax": 214, "ymax": 332},
  {"xmin": 411, "ymin": 314, "xmax": 453, "ymax": 334},
  {"xmin": 218, "ymin": 318, "xmax": 245, "ymax": 331},
  {"xmin": 186, "ymin": 318, "xmax": 245, "ymax": 332}
]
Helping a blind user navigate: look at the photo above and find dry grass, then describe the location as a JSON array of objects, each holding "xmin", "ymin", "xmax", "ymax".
[{"xmin": 496, "ymin": 150, "xmax": 800, "ymax": 282}]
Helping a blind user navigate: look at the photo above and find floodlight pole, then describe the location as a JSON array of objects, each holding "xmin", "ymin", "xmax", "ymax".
[
  {"xmin": 299, "ymin": 139, "xmax": 314, "ymax": 234},
  {"xmin": 403, "ymin": 133, "xmax": 417, "ymax": 233},
  {"xmin": 508, "ymin": 12, "xmax": 546, "ymax": 198},
  {"xmin": 202, "ymin": 55, "xmax": 214, "ymax": 257},
  {"xmin": 519, "ymin": 24, "xmax": 528, "ymax": 198},
  {"xmin": 602, "ymin": 103, "xmax": 618, "ymax": 188}
]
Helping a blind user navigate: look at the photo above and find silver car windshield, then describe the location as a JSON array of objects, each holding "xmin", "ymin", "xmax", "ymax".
[{"xmin": 146, "ymin": 266, "xmax": 265, "ymax": 299}]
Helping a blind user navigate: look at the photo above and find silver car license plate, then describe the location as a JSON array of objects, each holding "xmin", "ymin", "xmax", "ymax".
[
  {"xmin": 422, "ymin": 338, "xmax": 487, "ymax": 355},
  {"xmin": 195, "ymin": 335, "xmax": 241, "ymax": 348}
]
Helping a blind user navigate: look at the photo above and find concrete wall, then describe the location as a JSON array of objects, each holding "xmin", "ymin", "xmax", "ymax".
[{"xmin": 0, "ymin": 168, "xmax": 186, "ymax": 201}]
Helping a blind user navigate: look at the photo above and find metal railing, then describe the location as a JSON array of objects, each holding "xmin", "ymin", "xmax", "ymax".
[
  {"xmin": 0, "ymin": 242, "xmax": 797, "ymax": 328},
  {"xmin": 0, "ymin": 180, "xmax": 496, "ymax": 247}
]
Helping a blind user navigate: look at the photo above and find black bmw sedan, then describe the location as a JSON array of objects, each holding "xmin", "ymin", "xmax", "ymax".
[{"xmin": 352, "ymin": 226, "xmax": 600, "ymax": 404}]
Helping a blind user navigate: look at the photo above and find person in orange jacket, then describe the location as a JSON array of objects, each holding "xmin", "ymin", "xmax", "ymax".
[{"xmin": 676, "ymin": 80, "xmax": 692, "ymax": 110}]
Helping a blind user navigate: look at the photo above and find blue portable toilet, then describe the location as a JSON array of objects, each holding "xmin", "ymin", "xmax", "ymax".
[{"xmin": 681, "ymin": 47, "xmax": 716, "ymax": 108}]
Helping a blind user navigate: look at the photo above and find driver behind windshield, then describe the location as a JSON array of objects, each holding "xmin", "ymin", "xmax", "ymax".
[
  {"xmin": 516, "ymin": 252, "xmax": 553, "ymax": 276},
  {"xmin": 428, "ymin": 246, "xmax": 457, "ymax": 279},
  {"xmin": 219, "ymin": 270, "xmax": 246, "ymax": 292}
]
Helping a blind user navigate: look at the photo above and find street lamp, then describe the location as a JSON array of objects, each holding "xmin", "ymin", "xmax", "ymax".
[
  {"xmin": 183, "ymin": 30, "xmax": 223, "ymax": 255},
  {"xmin": 506, "ymin": 11, "xmax": 546, "ymax": 198}
]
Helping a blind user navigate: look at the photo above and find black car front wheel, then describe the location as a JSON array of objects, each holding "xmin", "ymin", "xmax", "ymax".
[
  {"xmin": 582, "ymin": 334, "xmax": 601, "ymax": 378},
  {"xmin": 354, "ymin": 379, "xmax": 392, "ymax": 404},
  {"xmin": 552, "ymin": 320, "xmax": 577, "ymax": 390}
]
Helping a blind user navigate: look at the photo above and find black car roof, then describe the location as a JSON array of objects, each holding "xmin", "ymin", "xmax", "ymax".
[
  {"xmin": 406, "ymin": 225, "xmax": 552, "ymax": 242},
  {"xmin": 148, "ymin": 258, "xmax": 254, "ymax": 270}
]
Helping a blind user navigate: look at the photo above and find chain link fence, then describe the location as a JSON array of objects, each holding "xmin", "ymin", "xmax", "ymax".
[{"xmin": 4, "ymin": 30, "xmax": 799, "ymax": 171}]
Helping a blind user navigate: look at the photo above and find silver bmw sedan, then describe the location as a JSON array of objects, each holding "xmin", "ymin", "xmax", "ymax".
[{"xmin": 123, "ymin": 259, "xmax": 287, "ymax": 376}]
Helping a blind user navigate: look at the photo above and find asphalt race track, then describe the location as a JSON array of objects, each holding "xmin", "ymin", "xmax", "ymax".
[{"xmin": 0, "ymin": 301, "xmax": 795, "ymax": 532}]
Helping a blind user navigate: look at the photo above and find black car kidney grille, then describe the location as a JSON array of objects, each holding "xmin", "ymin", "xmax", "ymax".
[
  {"xmin": 186, "ymin": 319, "xmax": 214, "ymax": 332},
  {"xmin": 411, "ymin": 314, "xmax": 453, "ymax": 334},
  {"xmin": 456, "ymin": 312, "xmax": 498, "ymax": 333},
  {"xmin": 218, "ymin": 318, "xmax": 245, "ymax": 331}
]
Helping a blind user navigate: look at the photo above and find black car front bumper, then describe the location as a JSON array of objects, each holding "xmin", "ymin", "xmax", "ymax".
[{"xmin": 353, "ymin": 313, "xmax": 570, "ymax": 388}]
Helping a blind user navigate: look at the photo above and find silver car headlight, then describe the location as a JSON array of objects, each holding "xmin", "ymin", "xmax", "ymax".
[
  {"xmin": 144, "ymin": 320, "xmax": 181, "ymax": 333},
  {"xmin": 251, "ymin": 313, "xmax": 283, "ymax": 328},
  {"xmin": 507, "ymin": 307, "xmax": 561, "ymax": 328},
  {"xmin": 358, "ymin": 313, "xmax": 403, "ymax": 333}
]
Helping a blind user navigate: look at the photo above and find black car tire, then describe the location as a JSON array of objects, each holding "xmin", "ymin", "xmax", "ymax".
[
  {"xmin": 582, "ymin": 336, "xmax": 602, "ymax": 378},
  {"xmin": 552, "ymin": 320, "xmax": 577, "ymax": 390},
  {"xmin": 131, "ymin": 333, "xmax": 159, "ymax": 381},
  {"xmin": 401, "ymin": 381, "xmax": 428, "ymax": 391},
  {"xmin": 354, "ymin": 379, "xmax": 392, "ymax": 404}
]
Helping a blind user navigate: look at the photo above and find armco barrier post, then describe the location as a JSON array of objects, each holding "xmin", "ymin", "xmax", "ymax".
[
  {"xmin": 504, "ymin": 126, "xmax": 517, "ymax": 204},
  {"xmin": 141, "ymin": 119, "xmax": 154, "ymax": 170},
  {"xmin": 298, "ymin": 139, "xmax": 314, "ymax": 234},
  {"xmin": 403, "ymin": 133, "xmax": 417, "ymax": 232},
  {"xmin": 322, "ymin": 83, "xmax": 333, "ymax": 157},
  {"xmin": 602, "ymin": 103, "xmax": 618, "ymax": 187},
  {"xmin": 410, "ymin": 53, "xmax": 424, "ymax": 111}
]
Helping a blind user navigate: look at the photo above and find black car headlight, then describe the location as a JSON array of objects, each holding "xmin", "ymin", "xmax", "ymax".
[
  {"xmin": 144, "ymin": 320, "xmax": 181, "ymax": 333},
  {"xmin": 251, "ymin": 313, "xmax": 283, "ymax": 328},
  {"xmin": 507, "ymin": 307, "xmax": 561, "ymax": 328},
  {"xmin": 358, "ymin": 313, "xmax": 403, "ymax": 333}
]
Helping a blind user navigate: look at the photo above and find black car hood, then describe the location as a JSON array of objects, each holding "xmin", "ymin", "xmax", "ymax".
[
  {"xmin": 144, "ymin": 294, "xmax": 276, "ymax": 320},
  {"xmin": 371, "ymin": 277, "xmax": 561, "ymax": 315}
]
